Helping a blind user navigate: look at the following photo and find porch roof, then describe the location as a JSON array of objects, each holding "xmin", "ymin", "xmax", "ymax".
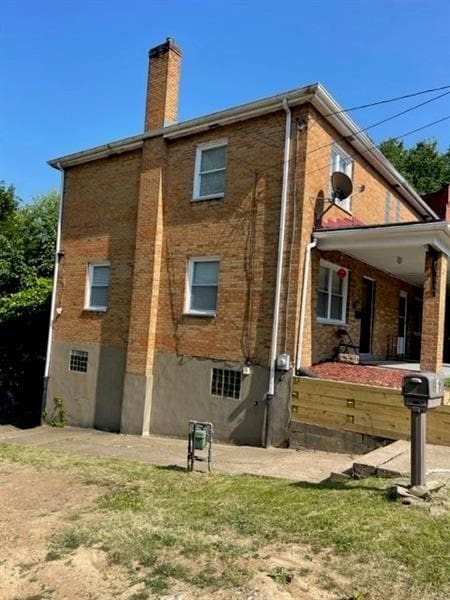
[{"xmin": 314, "ymin": 220, "xmax": 450, "ymax": 286}]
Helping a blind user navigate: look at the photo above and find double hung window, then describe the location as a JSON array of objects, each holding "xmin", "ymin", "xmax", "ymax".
[
  {"xmin": 186, "ymin": 257, "xmax": 220, "ymax": 315},
  {"xmin": 317, "ymin": 260, "xmax": 348, "ymax": 324},
  {"xmin": 193, "ymin": 141, "xmax": 227, "ymax": 200},
  {"xmin": 86, "ymin": 263, "xmax": 110, "ymax": 310}
]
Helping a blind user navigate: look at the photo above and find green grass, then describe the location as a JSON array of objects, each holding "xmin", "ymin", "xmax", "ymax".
[{"xmin": 1, "ymin": 441, "xmax": 449, "ymax": 599}]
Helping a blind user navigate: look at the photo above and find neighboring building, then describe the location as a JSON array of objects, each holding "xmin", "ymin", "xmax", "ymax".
[
  {"xmin": 423, "ymin": 184, "xmax": 450, "ymax": 220},
  {"xmin": 45, "ymin": 39, "xmax": 450, "ymax": 447}
]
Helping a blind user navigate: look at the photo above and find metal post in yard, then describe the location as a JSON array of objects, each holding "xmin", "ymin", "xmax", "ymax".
[{"xmin": 410, "ymin": 408, "xmax": 426, "ymax": 487}]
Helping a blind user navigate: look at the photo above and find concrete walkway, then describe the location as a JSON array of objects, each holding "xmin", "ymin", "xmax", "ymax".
[
  {"xmin": 1, "ymin": 425, "xmax": 449, "ymax": 483},
  {"xmin": 0, "ymin": 425, "xmax": 358, "ymax": 483},
  {"xmin": 373, "ymin": 361, "xmax": 450, "ymax": 377}
]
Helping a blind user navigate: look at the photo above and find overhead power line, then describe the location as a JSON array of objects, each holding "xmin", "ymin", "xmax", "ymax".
[
  {"xmin": 324, "ymin": 84, "xmax": 450, "ymax": 116},
  {"xmin": 394, "ymin": 113, "xmax": 450, "ymax": 140},
  {"xmin": 305, "ymin": 113, "xmax": 450, "ymax": 179},
  {"xmin": 227, "ymin": 112, "xmax": 450, "ymax": 185},
  {"xmin": 235, "ymin": 87, "xmax": 450, "ymax": 162},
  {"xmin": 307, "ymin": 89, "xmax": 450, "ymax": 156}
]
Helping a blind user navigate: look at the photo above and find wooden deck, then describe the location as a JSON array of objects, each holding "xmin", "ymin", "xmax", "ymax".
[{"xmin": 291, "ymin": 377, "xmax": 450, "ymax": 447}]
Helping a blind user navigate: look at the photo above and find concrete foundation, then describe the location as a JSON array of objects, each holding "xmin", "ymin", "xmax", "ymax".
[
  {"xmin": 150, "ymin": 352, "xmax": 265, "ymax": 445},
  {"xmin": 289, "ymin": 421, "xmax": 391, "ymax": 454},
  {"xmin": 150, "ymin": 352, "xmax": 291, "ymax": 446},
  {"xmin": 47, "ymin": 341, "xmax": 125, "ymax": 432},
  {"xmin": 121, "ymin": 372, "xmax": 153, "ymax": 435},
  {"xmin": 48, "ymin": 344, "xmax": 292, "ymax": 446}
]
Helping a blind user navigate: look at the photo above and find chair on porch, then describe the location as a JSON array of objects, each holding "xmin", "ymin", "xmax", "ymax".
[{"xmin": 333, "ymin": 328, "xmax": 360, "ymax": 361}]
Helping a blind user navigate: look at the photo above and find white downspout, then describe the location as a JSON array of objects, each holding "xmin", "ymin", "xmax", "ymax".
[
  {"xmin": 264, "ymin": 98, "xmax": 292, "ymax": 447},
  {"xmin": 42, "ymin": 163, "xmax": 64, "ymax": 412},
  {"xmin": 296, "ymin": 238, "xmax": 318, "ymax": 370}
]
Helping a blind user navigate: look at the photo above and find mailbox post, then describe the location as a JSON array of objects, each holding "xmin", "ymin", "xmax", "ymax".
[{"xmin": 402, "ymin": 373, "xmax": 444, "ymax": 487}]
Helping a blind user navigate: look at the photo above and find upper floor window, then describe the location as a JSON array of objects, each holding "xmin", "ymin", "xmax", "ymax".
[
  {"xmin": 331, "ymin": 144, "xmax": 353, "ymax": 212},
  {"xmin": 85, "ymin": 263, "xmax": 110, "ymax": 311},
  {"xmin": 317, "ymin": 260, "xmax": 348, "ymax": 324},
  {"xmin": 185, "ymin": 257, "xmax": 220, "ymax": 316},
  {"xmin": 193, "ymin": 140, "xmax": 227, "ymax": 200}
]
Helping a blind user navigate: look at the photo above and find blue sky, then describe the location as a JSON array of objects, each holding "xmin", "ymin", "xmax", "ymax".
[{"xmin": 2, "ymin": 0, "xmax": 450, "ymax": 202}]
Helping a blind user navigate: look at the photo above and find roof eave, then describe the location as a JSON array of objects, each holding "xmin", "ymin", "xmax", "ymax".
[
  {"xmin": 47, "ymin": 136, "xmax": 146, "ymax": 169},
  {"xmin": 46, "ymin": 84, "xmax": 439, "ymax": 221},
  {"xmin": 48, "ymin": 84, "xmax": 319, "ymax": 169}
]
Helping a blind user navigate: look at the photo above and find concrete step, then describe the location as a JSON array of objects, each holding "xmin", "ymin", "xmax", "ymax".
[{"xmin": 351, "ymin": 439, "xmax": 450, "ymax": 480}]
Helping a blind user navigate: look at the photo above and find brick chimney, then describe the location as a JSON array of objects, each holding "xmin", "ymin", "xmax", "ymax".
[{"xmin": 144, "ymin": 38, "xmax": 182, "ymax": 130}]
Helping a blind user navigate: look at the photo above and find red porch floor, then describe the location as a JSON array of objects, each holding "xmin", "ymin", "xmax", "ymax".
[{"xmin": 309, "ymin": 362, "xmax": 413, "ymax": 389}]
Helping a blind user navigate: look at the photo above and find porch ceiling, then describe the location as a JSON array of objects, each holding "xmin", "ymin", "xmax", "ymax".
[{"xmin": 314, "ymin": 221, "xmax": 450, "ymax": 287}]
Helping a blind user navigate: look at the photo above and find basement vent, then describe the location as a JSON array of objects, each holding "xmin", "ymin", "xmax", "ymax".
[
  {"xmin": 211, "ymin": 368, "xmax": 241, "ymax": 400},
  {"xmin": 69, "ymin": 349, "xmax": 88, "ymax": 373}
]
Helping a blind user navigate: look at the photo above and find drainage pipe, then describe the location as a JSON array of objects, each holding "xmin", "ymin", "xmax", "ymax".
[
  {"xmin": 296, "ymin": 238, "xmax": 318, "ymax": 371},
  {"xmin": 42, "ymin": 163, "xmax": 64, "ymax": 413},
  {"xmin": 264, "ymin": 98, "xmax": 292, "ymax": 448}
]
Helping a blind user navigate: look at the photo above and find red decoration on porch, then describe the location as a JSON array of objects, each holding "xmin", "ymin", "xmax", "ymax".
[{"xmin": 337, "ymin": 268, "xmax": 347, "ymax": 279}]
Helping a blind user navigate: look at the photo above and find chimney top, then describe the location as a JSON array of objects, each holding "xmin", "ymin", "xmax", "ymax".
[
  {"xmin": 144, "ymin": 38, "xmax": 182, "ymax": 130},
  {"xmin": 149, "ymin": 37, "xmax": 182, "ymax": 59}
]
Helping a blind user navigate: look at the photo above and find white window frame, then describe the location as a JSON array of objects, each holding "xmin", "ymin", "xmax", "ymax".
[
  {"xmin": 85, "ymin": 262, "xmax": 110, "ymax": 311},
  {"xmin": 316, "ymin": 259, "xmax": 349, "ymax": 325},
  {"xmin": 184, "ymin": 256, "xmax": 220, "ymax": 316},
  {"xmin": 330, "ymin": 144, "xmax": 353, "ymax": 213},
  {"xmin": 192, "ymin": 139, "xmax": 228, "ymax": 201}
]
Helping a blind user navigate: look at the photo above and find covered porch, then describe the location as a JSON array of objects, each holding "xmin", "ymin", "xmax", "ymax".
[{"xmin": 313, "ymin": 221, "xmax": 450, "ymax": 373}]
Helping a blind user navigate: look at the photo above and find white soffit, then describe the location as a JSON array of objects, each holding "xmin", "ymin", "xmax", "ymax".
[{"xmin": 315, "ymin": 222, "xmax": 450, "ymax": 287}]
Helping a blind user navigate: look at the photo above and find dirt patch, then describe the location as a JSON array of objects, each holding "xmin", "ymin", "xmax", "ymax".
[
  {"xmin": 243, "ymin": 545, "xmax": 348, "ymax": 599},
  {"xmin": 310, "ymin": 362, "xmax": 412, "ymax": 389},
  {"xmin": 0, "ymin": 463, "xmax": 349, "ymax": 599},
  {"xmin": 0, "ymin": 463, "xmax": 132, "ymax": 599}
]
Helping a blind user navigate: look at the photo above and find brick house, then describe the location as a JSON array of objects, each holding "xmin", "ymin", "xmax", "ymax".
[{"xmin": 45, "ymin": 39, "xmax": 450, "ymax": 446}]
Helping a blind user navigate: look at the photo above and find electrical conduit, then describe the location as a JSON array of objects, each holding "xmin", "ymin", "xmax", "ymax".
[{"xmin": 264, "ymin": 99, "xmax": 292, "ymax": 448}]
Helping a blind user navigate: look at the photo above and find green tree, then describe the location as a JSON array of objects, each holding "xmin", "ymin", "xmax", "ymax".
[
  {"xmin": 0, "ymin": 181, "xmax": 18, "ymax": 224},
  {"xmin": 0, "ymin": 182, "xmax": 58, "ymax": 425},
  {"xmin": 379, "ymin": 138, "xmax": 450, "ymax": 195}
]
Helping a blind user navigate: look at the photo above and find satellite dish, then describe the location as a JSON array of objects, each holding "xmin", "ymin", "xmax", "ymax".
[{"xmin": 331, "ymin": 171, "xmax": 353, "ymax": 201}]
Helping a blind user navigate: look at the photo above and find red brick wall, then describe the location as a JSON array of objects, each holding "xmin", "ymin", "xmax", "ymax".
[
  {"xmin": 310, "ymin": 250, "xmax": 419, "ymax": 364},
  {"xmin": 296, "ymin": 106, "xmax": 422, "ymax": 366},
  {"xmin": 304, "ymin": 107, "xmax": 419, "ymax": 228},
  {"xmin": 53, "ymin": 150, "xmax": 141, "ymax": 349},
  {"xmin": 155, "ymin": 111, "xmax": 292, "ymax": 364},
  {"xmin": 53, "ymin": 103, "xmax": 425, "ymax": 373}
]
